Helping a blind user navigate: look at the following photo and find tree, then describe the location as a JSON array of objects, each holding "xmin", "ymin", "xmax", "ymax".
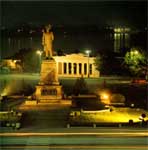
[
  {"xmin": 73, "ymin": 76, "xmax": 89, "ymax": 95},
  {"xmin": 94, "ymin": 54, "xmax": 102, "ymax": 72},
  {"xmin": 110, "ymin": 93, "xmax": 125, "ymax": 104},
  {"xmin": 23, "ymin": 49, "xmax": 39, "ymax": 72},
  {"xmin": 124, "ymin": 48, "xmax": 148, "ymax": 78},
  {"xmin": 94, "ymin": 52, "xmax": 123, "ymax": 75},
  {"xmin": 10, "ymin": 48, "xmax": 41, "ymax": 72},
  {"xmin": 57, "ymin": 49, "xmax": 65, "ymax": 56}
]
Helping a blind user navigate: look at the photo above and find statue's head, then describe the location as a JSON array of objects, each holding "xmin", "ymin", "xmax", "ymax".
[{"xmin": 45, "ymin": 24, "xmax": 52, "ymax": 32}]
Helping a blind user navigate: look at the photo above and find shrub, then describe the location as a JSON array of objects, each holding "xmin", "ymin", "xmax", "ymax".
[
  {"xmin": 110, "ymin": 93, "xmax": 125, "ymax": 104},
  {"xmin": 73, "ymin": 77, "xmax": 89, "ymax": 95}
]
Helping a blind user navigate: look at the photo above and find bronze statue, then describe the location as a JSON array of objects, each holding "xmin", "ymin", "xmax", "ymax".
[{"xmin": 42, "ymin": 24, "xmax": 54, "ymax": 59}]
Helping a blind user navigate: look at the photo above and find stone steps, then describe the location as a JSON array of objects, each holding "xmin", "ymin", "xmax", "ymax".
[
  {"xmin": 21, "ymin": 105, "xmax": 70, "ymax": 128},
  {"xmin": 38, "ymin": 100, "xmax": 60, "ymax": 104}
]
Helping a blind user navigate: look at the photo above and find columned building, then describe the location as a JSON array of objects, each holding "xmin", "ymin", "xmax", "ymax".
[{"xmin": 53, "ymin": 53, "xmax": 100, "ymax": 78}]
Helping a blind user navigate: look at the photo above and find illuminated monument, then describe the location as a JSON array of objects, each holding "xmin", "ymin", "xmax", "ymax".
[
  {"xmin": 42, "ymin": 24, "xmax": 54, "ymax": 59},
  {"xmin": 24, "ymin": 24, "xmax": 99, "ymax": 106},
  {"xmin": 35, "ymin": 24, "xmax": 62, "ymax": 103}
]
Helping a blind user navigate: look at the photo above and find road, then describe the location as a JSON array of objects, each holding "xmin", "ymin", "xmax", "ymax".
[
  {"xmin": 1, "ymin": 144, "xmax": 147, "ymax": 150},
  {"xmin": 0, "ymin": 128, "xmax": 148, "ymax": 150}
]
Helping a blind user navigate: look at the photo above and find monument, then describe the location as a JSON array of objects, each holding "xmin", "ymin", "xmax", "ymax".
[
  {"xmin": 42, "ymin": 24, "xmax": 54, "ymax": 59},
  {"xmin": 35, "ymin": 24, "xmax": 62, "ymax": 103}
]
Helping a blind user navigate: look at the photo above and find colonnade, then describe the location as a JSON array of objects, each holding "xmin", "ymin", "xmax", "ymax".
[{"xmin": 57, "ymin": 62, "xmax": 93, "ymax": 76}]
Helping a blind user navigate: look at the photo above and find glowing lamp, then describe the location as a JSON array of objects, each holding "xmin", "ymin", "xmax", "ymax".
[
  {"xmin": 85, "ymin": 50, "xmax": 91, "ymax": 55},
  {"xmin": 102, "ymin": 93, "xmax": 109, "ymax": 100},
  {"xmin": 36, "ymin": 50, "xmax": 42, "ymax": 55},
  {"xmin": 100, "ymin": 92, "xmax": 110, "ymax": 104}
]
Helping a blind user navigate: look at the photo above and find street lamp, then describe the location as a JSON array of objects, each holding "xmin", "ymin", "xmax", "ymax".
[
  {"xmin": 85, "ymin": 50, "xmax": 91, "ymax": 78},
  {"xmin": 36, "ymin": 50, "xmax": 43, "ymax": 72},
  {"xmin": 36, "ymin": 50, "xmax": 42, "ymax": 56}
]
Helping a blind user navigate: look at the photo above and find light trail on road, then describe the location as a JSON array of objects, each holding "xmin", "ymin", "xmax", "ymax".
[
  {"xmin": 1, "ymin": 130, "xmax": 147, "ymax": 150},
  {"xmin": 0, "ymin": 131, "xmax": 147, "ymax": 137}
]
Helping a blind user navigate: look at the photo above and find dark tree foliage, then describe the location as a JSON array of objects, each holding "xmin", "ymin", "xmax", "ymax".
[
  {"xmin": 23, "ymin": 49, "xmax": 39, "ymax": 72},
  {"xmin": 95, "ymin": 52, "xmax": 128, "ymax": 76},
  {"xmin": 11, "ymin": 48, "xmax": 40, "ymax": 72},
  {"xmin": 73, "ymin": 76, "xmax": 89, "ymax": 96},
  {"xmin": 57, "ymin": 49, "xmax": 65, "ymax": 56}
]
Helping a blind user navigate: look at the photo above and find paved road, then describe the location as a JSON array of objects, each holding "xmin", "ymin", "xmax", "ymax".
[
  {"xmin": 1, "ymin": 144, "xmax": 147, "ymax": 150},
  {"xmin": 1, "ymin": 128, "xmax": 148, "ymax": 150},
  {"xmin": 1, "ymin": 136, "xmax": 147, "ymax": 150},
  {"xmin": 1, "ymin": 128, "xmax": 148, "ymax": 136}
]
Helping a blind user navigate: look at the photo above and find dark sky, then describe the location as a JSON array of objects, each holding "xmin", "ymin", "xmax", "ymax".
[{"xmin": 1, "ymin": 1, "xmax": 147, "ymax": 28}]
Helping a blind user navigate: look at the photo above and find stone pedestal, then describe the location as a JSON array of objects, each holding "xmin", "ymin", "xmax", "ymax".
[
  {"xmin": 35, "ymin": 59, "xmax": 63, "ymax": 103},
  {"xmin": 39, "ymin": 59, "xmax": 59, "ymax": 85},
  {"xmin": 35, "ymin": 84, "xmax": 62, "ymax": 103}
]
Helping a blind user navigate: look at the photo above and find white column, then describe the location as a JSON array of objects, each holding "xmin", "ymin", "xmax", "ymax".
[
  {"xmin": 77, "ymin": 63, "xmax": 79, "ymax": 76},
  {"xmin": 70, "ymin": 63, "xmax": 72, "ymax": 75},
  {"xmin": 81, "ymin": 63, "xmax": 84, "ymax": 76},
  {"xmin": 61, "ymin": 62, "xmax": 64, "ymax": 75},
  {"xmin": 57, "ymin": 61, "xmax": 59, "ymax": 75},
  {"xmin": 67, "ymin": 63, "xmax": 69, "ymax": 75},
  {"xmin": 91, "ymin": 64, "xmax": 94, "ymax": 77}
]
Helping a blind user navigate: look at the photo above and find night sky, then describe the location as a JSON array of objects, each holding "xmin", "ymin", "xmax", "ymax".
[{"xmin": 1, "ymin": 1, "xmax": 147, "ymax": 28}]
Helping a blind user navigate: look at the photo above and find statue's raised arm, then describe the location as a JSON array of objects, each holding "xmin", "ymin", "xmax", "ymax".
[{"xmin": 42, "ymin": 24, "xmax": 54, "ymax": 59}]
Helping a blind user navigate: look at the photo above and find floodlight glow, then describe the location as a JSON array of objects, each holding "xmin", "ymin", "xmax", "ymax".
[
  {"xmin": 133, "ymin": 50, "xmax": 139, "ymax": 55},
  {"xmin": 100, "ymin": 92, "xmax": 110, "ymax": 104},
  {"xmin": 102, "ymin": 93, "xmax": 109, "ymax": 100},
  {"xmin": 85, "ymin": 50, "xmax": 91, "ymax": 55},
  {"xmin": 1, "ymin": 91, "xmax": 7, "ymax": 97},
  {"xmin": 36, "ymin": 50, "xmax": 42, "ymax": 55}
]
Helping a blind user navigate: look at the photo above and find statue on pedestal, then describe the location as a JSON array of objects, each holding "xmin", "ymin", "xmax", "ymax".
[
  {"xmin": 42, "ymin": 24, "xmax": 54, "ymax": 59},
  {"xmin": 34, "ymin": 24, "xmax": 63, "ymax": 102}
]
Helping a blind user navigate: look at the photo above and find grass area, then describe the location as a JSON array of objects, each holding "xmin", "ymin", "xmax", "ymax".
[{"xmin": 69, "ymin": 107, "xmax": 148, "ymax": 124}]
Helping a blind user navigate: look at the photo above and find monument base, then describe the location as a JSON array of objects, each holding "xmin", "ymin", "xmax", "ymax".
[
  {"xmin": 34, "ymin": 58, "xmax": 63, "ymax": 104},
  {"xmin": 35, "ymin": 84, "xmax": 63, "ymax": 103}
]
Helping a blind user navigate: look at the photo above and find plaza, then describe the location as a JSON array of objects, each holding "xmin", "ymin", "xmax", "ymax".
[{"xmin": 0, "ymin": 1, "xmax": 147, "ymax": 149}]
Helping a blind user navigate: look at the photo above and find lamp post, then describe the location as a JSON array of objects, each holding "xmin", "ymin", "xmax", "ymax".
[
  {"xmin": 36, "ymin": 50, "xmax": 43, "ymax": 72},
  {"xmin": 85, "ymin": 50, "xmax": 91, "ymax": 78}
]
